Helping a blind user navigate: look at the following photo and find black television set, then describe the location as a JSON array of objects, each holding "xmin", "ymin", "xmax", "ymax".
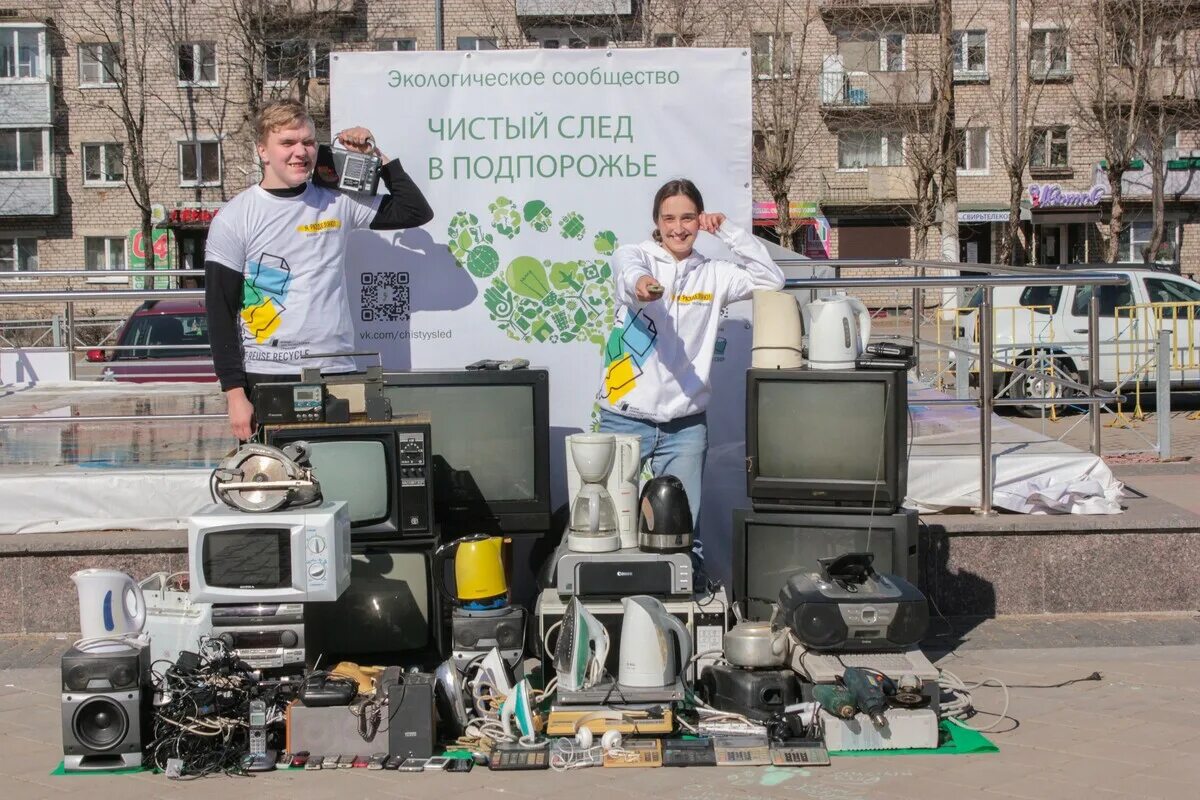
[
  {"xmin": 263, "ymin": 420, "xmax": 434, "ymax": 543},
  {"xmin": 382, "ymin": 369, "xmax": 551, "ymax": 534},
  {"xmin": 732, "ymin": 508, "xmax": 919, "ymax": 621},
  {"xmin": 305, "ymin": 544, "xmax": 445, "ymax": 665},
  {"xmin": 746, "ymin": 368, "xmax": 908, "ymax": 513}
]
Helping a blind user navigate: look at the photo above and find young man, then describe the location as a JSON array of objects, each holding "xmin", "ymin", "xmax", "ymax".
[{"xmin": 205, "ymin": 100, "xmax": 433, "ymax": 440}]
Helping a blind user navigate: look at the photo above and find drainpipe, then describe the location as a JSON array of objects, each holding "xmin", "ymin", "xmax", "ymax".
[{"xmin": 435, "ymin": 0, "xmax": 444, "ymax": 51}]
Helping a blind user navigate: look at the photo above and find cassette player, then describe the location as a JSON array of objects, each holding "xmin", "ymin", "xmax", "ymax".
[
  {"xmin": 554, "ymin": 547, "xmax": 692, "ymax": 598},
  {"xmin": 211, "ymin": 603, "xmax": 305, "ymax": 671}
]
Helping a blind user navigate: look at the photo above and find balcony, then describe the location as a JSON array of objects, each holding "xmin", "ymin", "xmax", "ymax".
[
  {"xmin": 0, "ymin": 176, "xmax": 57, "ymax": 216},
  {"xmin": 1095, "ymin": 67, "xmax": 1199, "ymax": 108},
  {"xmin": 516, "ymin": 0, "xmax": 632, "ymax": 15},
  {"xmin": 818, "ymin": 166, "xmax": 916, "ymax": 206},
  {"xmin": 0, "ymin": 82, "xmax": 53, "ymax": 127},
  {"xmin": 260, "ymin": 0, "xmax": 356, "ymax": 18},
  {"xmin": 818, "ymin": 0, "xmax": 935, "ymax": 31},
  {"xmin": 820, "ymin": 69, "xmax": 933, "ymax": 110},
  {"xmin": 1092, "ymin": 155, "xmax": 1200, "ymax": 201}
]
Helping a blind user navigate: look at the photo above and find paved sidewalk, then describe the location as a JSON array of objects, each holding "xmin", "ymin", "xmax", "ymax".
[{"xmin": 4, "ymin": 625, "xmax": 1198, "ymax": 799}]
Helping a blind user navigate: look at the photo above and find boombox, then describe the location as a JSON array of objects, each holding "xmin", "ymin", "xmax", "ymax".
[
  {"xmin": 61, "ymin": 640, "xmax": 149, "ymax": 771},
  {"xmin": 450, "ymin": 606, "xmax": 526, "ymax": 673},
  {"xmin": 777, "ymin": 570, "xmax": 928, "ymax": 652},
  {"xmin": 212, "ymin": 603, "xmax": 305, "ymax": 671}
]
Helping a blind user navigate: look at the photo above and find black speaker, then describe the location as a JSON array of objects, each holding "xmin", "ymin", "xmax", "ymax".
[
  {"xmin": 387, "ymin": 673, "xmax": 435, "ymax": 759},
  {"xmin": 61, "ymin": 640, "xmax": 148, "ymax": 771},
  {"xmin": 450, "ymin": 606, "xmax": 526, "ymax": 651}
]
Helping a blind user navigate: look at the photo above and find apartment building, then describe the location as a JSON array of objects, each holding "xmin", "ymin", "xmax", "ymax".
[{"xmin": 2, "ymin": 1, "xmax": 1198, "ymax": 323}]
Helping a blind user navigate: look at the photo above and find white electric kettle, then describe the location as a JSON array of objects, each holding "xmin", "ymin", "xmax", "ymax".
[
  {"xmin": 72, "ymin": 569, "xmax": 146, "ymax": 640},
  {"xmin": 618, "ymin": 595, "xmax": 692, "ymax": 688},
  {"xmin": 802, "ymin": 293, "xmax": 872, "ymax": 369}
]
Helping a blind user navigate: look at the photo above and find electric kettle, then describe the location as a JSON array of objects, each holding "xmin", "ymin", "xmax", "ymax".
[
  {"xmin": 637, "ymin": 475, "xmax": 693, "ymax": 553},
  {"xmin": 618, "ymin": 595, "xmax": 692, "ymax": 688},
  {"xmin": 433, "ymin": 534, "xmax": 509, "ymax": 610},
  {"xmin": 72, "ymin": 569, "xmax": 146, "ymax": 641},
  {"xmin": 802, "ymin": 293, "xmax": 872, "ymax": 370}
]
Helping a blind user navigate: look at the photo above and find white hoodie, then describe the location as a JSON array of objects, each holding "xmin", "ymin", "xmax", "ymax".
[{"xmin": 597, "ymin": 222, "xmax": 785, "ymax": 423}]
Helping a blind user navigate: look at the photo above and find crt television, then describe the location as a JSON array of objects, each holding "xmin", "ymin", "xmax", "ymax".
[
  {"xmin": 732, "ymin": 508, "xmax": 919, "ymax": 621},
  {"xmin": 746, "ymin": 367, "xmax": 908, "ymax": 513},
  {"xmin": 305, "ymin": 544, "xmax": 445, "ymax": 666},
  {"xmin": 264, "ymin": 419, "xmax": 434, "ymax": 543},
  {"xmin": 188, "ymin": 501, "xmax": 351, "ymax": 604},
  {"xmin": 382, "ymin": 369, "xmax": 551, "ymax": 533}
]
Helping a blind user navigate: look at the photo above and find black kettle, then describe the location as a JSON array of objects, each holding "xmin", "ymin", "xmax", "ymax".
[{"xmin": 637, "ymin": 475, "xmax": 694, "ymax": 553}]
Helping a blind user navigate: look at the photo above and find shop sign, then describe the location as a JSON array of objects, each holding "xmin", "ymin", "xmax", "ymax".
[
  {"xmin": 753, "ymin": 200, "xmax": 820, "ymax": 219},
  {"xmin": 168, "ymin": 206, "xmax": 220, "ymax": 225},
  {"xmin": 959, "ymin": 210, "xmax": 1009, "ymax": 223},
  {"xmin": 1027, "ymin": 183, "xmax": 1105, "ymax": 208},
  {"xmin": 128, "ymin": 228, "xmax": 174, "ymax": 289}
]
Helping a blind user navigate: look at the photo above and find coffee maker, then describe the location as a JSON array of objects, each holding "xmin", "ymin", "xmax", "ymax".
[
  {"xmin": 565, "ymin": 433, "xmax": 623, "ymax": 552},
  {"xmin": 566, "ymin": 432, "xmax": 640, "ymax": 549}
]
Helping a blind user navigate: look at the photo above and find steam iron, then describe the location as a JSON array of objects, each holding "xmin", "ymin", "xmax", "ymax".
[
  {"xmin": 554, "ymin": 597, "xmax": 610, "ymax": 692},
  {"xmin": 500, "ymin": 678, "xmax": 538, "ymax": 741},
  {"xmin": 470, "ymin": 646, "xmax": 514, "ymax": 700}
]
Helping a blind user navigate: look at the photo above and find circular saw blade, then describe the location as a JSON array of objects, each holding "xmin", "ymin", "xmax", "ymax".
[{"xmin": 223, "ymin": 450, "xmax": 293, "ymax": 512}]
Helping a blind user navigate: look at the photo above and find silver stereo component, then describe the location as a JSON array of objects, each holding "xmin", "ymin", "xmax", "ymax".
[
  {"xmin": 211, "ymin": 603, "xmax": 304, "ymax": 671},
  {"xmin": 554, "ymin": 547, "xmax": 693, "ymax": 598},
  {"xmin": 450, "ymin": 606, "xmax": 526, "ymax": 674}
]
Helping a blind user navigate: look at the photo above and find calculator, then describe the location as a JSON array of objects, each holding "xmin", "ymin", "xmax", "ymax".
[
  {"xmin": 662, "ymin": 738, "xmax": 716, "ymax": 767},
  {"xmin": 770, "ymin": 739, "xmax": 831, "ymax": 767},
  {"xmin": 488, "ymin": 741, "xmax": 550, "ymax": 770},
  {"xmin": 712, "ymin": 735, "xmax": 771, "ymax": 766}
]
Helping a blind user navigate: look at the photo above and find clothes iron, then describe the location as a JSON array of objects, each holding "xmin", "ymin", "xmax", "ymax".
[{"xmin": 553, "ymin": 597, "xmax": 610, "ymax": 692}]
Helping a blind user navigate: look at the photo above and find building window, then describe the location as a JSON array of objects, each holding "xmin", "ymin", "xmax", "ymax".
[
  {"xmin": 1135, "ymin": 130, "xmax": 1179, "ymax": 161},
  {"xmin": 956, "ymin": 128, "xmax": 989, "ymax": 172},
  {"xmin": 0, "ymin": 25, "xmax": 45, "ymax": 79},
  {"xmin": 1030, "ymin": 126, "xmax": 1069, "ymax": 170},
  {"xmin": 82, "ymin": 143, "xmax": 124, "ymax": 185},
  {"xmin": 753, "ymin": 129, "xmax": 792, "ymax": 158},
  {"xmin": 751, "ymin": 33, "xmax": 793, "ymax": 78},
  {"xmin": 179, "ymin": 140, "xmax": 221, "ymax": 186},
  {"xmin": 654, "ymin": 33, "xmax": 693, "ymax": 48},
  {"xmin": 456, "ymin": 37, "xmax": 497, "ymax": 51},
  {"xmin": 953, "ymin": 30, "xmax": 986, "ymax": 75},
  {"xmin": 1029, "ymin": 29, "xmax": 1068, "ymax": 77},
  {"xmin": 1155, "ymin": 33, "xmax": 1184, "ymax": 66},
  {"xmin": 838, "ymin": 130, "xmax": 903, "ymax": 169},
  {"xmin": 85, "ymin": 236, "xmax": 127, "ymax": 271},
  {"xmin": 79, "ymin": 43, "xmax": 121, "ymax": 86},
  {"xmin": 177, "ymin": 42, "xmax": 217, "ymax": 84},
  {"xmin": 1120, "ymin": 221, "xmax": 1179, "ymax": 264},
  {"xmin": 0, "ymin": 128, "xmax": 46, "ymax": 173},
  {"xmin": 0, "ymin": 237, "xmax": 37, "ymax": 272},
  {"xmin": 265, "ymin": 40, "xmax": 329, "ymax": 83},
  {"xmin": 376, "ymin": 38, "xmax": 417, "ymax": 51},
  {"xmin": 589, "ymin": 36, "xmax": 610, "ymax": 48}
]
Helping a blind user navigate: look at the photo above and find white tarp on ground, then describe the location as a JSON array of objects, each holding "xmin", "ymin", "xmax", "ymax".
[{"xmin": 907, "ymin": 383, "xmax": 1125, "ymax": 515}]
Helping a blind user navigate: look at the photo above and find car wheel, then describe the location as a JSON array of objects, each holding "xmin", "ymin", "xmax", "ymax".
[{"xmin": 1011, "ymin": 353, "xmax": 1080, "ymax": 417}]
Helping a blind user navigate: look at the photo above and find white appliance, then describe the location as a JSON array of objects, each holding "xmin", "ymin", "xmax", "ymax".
[
  {"xmin": 618, "ymin": 595, "xmax": 693, "ymax": 688},
  {"xmin": 751, "ymin": 289, "xmax": 804, "ymax": 369},
  {"xmin": 71, "ymin": 569, "xmax": 146, "ymax": 641},
  {"xmin": 140, "ymin": 572, "xmax": 213, "ymax": 668},
  {"xmin": 187, "ymin": 500, "xmax": 351, "ymax": 604},
  {"xmin": 567, "ymin": 432, "xmax": 640, "ymax": 549},
  {"xmin": 820, "ymin": 707, "xmax": 939, "ymax": 751},
  {"xmin": 565, "ymin": 433, "xmax": 622, "ymax": 553},
  {"xmin": 803, "ymin": 293, "xmax": 872, "ymax": 370}
]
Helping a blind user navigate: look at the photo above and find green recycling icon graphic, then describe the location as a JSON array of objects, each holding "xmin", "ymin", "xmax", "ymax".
[{"xmin": 448, "ymin": 197, "xmax": 617, "ymax": 346}]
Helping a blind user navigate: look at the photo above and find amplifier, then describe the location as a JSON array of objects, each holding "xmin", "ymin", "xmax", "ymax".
[
  {"xmin": 536, "ymin": 587, "xmax": 728, "ymax": 683},
  {"xmin": 554, "ymin": 547, "xmax": 692, "ymax": 598},
  {"xmin": 211, "ymin": 603, "xmax": 304, "ymax": 671}
]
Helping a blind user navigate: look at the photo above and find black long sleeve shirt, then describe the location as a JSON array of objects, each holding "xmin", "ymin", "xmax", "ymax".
[{"xmin": 205, "ymin": 160, "xmax": 433, "ymax": 392}]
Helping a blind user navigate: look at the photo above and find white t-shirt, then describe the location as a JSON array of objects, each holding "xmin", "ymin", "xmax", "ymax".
[{"xmin": 205, "ymin": 183, "xmax": 381, "ymax": 375}]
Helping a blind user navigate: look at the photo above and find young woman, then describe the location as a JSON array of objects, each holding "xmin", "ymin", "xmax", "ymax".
[{"xmin": 597, "ymin": 178, "xmax": 784, "ymax": 567}]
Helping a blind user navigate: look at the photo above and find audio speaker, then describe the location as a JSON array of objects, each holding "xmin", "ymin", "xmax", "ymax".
[{"xmin": 61, "ymin": 640, "xmax": 148, "ymax": 771}]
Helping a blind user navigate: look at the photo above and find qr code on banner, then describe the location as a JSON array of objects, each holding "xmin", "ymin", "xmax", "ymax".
[{"xmin": 360, "ymin": 271, "xmax": 409, "ymax": 322}]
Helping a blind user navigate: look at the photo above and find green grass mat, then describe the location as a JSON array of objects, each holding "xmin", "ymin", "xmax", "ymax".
[
  {"xmin": 831, "ymin": 720, "xmax": 998, "ymax": 757},
  {"xmin": 50, "ymin": 761, "xmax": 149, "ymax": 776}
]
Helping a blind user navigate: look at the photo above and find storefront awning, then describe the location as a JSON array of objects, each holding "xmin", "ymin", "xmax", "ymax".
[{"xmin": 1033, "ymin": 210, "xmax": 1102, "ymax": 224}]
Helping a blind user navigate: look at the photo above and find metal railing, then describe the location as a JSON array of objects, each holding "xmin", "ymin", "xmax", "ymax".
[{"xmin": 1, "ymin": 263, "xmax": 1131, "ymax": 515}]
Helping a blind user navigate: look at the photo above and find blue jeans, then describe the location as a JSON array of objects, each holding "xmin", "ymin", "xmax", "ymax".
[{"xmin": 598, "ymin": 407, "xmax": 708, "ymax": 564}]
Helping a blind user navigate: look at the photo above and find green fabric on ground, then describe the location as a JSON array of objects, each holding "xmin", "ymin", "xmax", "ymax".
[
  {"xmin": 50, "ymin": 761, "xmax": 148, "ymax": 776},
  {"xmin": 831, "ymin": 720, "xmax": 998, "ymax": 757}
]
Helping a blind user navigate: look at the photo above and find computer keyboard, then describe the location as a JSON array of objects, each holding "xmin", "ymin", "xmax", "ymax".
[{"xmin": 791, "ymin": 647, "xmax": 939, "ymax": 683}]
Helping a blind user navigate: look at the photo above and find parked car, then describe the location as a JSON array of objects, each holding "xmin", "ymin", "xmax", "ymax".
[
  {"xmin": 955, "ymin": 268, "xmax": 1200, "ymax": 413},
  {"xmin": 87, "ymin": 299, "xmax": 216, "ymax": 382}
]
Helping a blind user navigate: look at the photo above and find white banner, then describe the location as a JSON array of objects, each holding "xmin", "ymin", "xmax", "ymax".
[{"xmin": 332, "ymin": 49, "xmax": 752, "ymax": 585}]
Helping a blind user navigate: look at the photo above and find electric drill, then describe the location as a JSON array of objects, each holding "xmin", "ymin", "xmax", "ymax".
[
  {"xmin": 841, "ymin": 667, "xmax": 889, "ymax": 728},
  {"xmin": 813, "ymin": 684, "xmax": 856, "ymax": 719}
]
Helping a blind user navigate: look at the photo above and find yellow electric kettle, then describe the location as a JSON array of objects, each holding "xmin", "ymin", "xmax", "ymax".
[{"xmin": 433, "ymin": 534, "xmax": 510, "ymax": 610}]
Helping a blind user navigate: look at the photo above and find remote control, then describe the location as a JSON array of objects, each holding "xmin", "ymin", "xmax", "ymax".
[
  {"xmin": 855, "ymin": 355, "xmax": 916, "ymax": 371},
  {"xmin": 466, "ymin": 359, "xmax": 503, "ymax": 370},
  {"xmin": 499, "ymin": 358, "xmax": 529, "ymax": 371},
  {"xmin": 865, "ymin": 341, "xmax": 914, "ymax": 358}
]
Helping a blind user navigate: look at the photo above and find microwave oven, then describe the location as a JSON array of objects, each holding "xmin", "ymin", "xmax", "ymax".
[{"xmin": 188, "ymin": 501, "xmax": 351, "ymax": 604}]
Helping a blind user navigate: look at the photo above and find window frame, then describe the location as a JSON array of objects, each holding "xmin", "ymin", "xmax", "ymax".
[
  {"xmin": 837, "ymin": 129, "xmax": 904, "ymax": 171},
  {"xmin": 177, "ymin": 139, "xmax": 223, "ymax": 188},
  {"xmin": 375, "ymin": 38, "xmax": 417, "ymax": 51},
  {"xmin": 84, "ymin": 236, "xmax": 127, "ymax": 272},
  {"xmin": 81, "ymin": 142, "xmax": 125, "ymax": 186},
  {"xmin": 956, "ymin": 127, "xmax": 990, "ymax": 174},
  {"xmin": 78, "ymin": 42, "xmax": 121, "ymax": 87},
  {"xmin": 1029, "ymin": 28, "xmax": 1070, "ymax": 78},
  {"xmin": 1145, "ymin": 276, "xmax": 1200, "ymax": 303},
  {"xmin": 263, "ymin": 39, "xmax": 329, "ymax": 85},
  {"xmin": 0, "ymin": 128, "xmax": 50, "ymax": 175},
  {"xmin": 176, "ymin": 41, "xmax": 218, "ymax": 86},
  {"xmin": 455, "ymin": 36, "xmax": 498, "ymax": 51},
  {"xmin": 952, "ymin": 29, "xmax": 987, "ymax": 77},
  {"xmin": 1119, "ymin": 220, "xmax": 1179, "ymax": 264},
  {"xmin": 0, "ymin": 24, "xmax": 47, "ymax": 81},
  {"xmin": 1030, "ymin": 126, "xmax": 1070, "ymax": 170},
  {"xmin": 0, "ymin": 236, "xmax": 38, "ymax": 273},
  {"xmin": 751, "ymin": 32, "xmax": 794, "ymax": 79}
]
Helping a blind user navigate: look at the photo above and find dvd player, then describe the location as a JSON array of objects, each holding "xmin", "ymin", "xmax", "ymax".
[{"xmin": 555, "ymin": 547, "xmax": 692, "ymax": 597}]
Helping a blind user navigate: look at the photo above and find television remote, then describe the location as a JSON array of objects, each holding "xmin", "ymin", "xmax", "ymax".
[
  {"xmin": 865, "ymin": 341, "xmax": 913, "ymax": 358},
  {"xmin": 499, "ymin": 358, "xmax": 529, "ymax": 371},
  {"xmin": 465, "ymin": 359, "xmax": 503, "ymax": 370},
  {"xmin": 855, "ymin": 355, "xmax": 916, "ymax": 371}
]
